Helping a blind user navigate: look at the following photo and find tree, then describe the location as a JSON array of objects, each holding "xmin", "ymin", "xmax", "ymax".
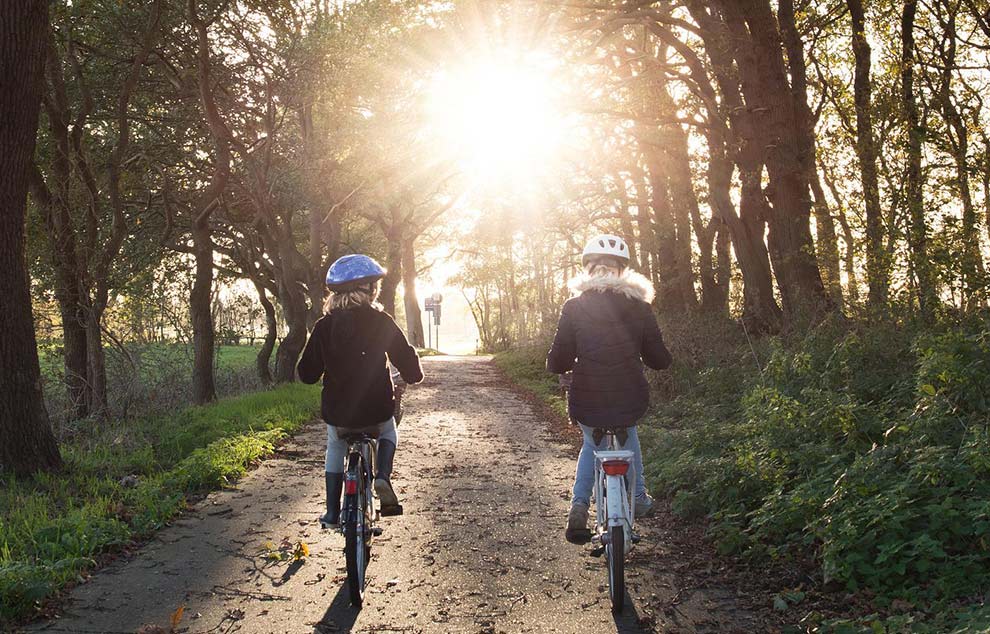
[
  {"xmin": 901, "ymin": 0, "xmax": 937, "ymax": 314},
  {"xmin": 30, "ymin": 0, "xmax": 165, "ymax": 418},
  {"xmin": 847, "ymin": 0, "xmax": 890, "ymax": 309},
  {"xmin": 0, "ymin": 0, "xmax": 63, "ymax": 475}
]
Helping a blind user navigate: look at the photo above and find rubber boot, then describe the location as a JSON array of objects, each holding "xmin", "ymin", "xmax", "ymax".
[
  {"xmin": 319, "ymin": 472, "xmax": 343, "ymax": 528},
  {"xmin": 374, "ymin": 439, "xmax": 401, "ymax": 512}
]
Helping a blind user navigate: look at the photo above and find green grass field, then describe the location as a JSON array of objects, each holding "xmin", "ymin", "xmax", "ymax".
[
  {"xmin": 0, "ymin": 382, "xmax": 319, "ymax": 624},
  {"xmin": 39, "ymin": 342, "xmax": 262, "ymax": 372}
]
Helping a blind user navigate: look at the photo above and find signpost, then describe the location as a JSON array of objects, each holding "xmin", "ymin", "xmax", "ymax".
[{"xmin": 423, "ymin": 293, "xmax": 443, "ymax": 352}]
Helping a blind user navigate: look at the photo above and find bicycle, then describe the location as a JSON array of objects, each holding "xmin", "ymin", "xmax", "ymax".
[
  {"xmin": 338, "ymin": 433, "xmax": 381, "ymax": 607},
  {"xmin": 590, "ymin": 428, "xmax": 639, "ymax": 613}
]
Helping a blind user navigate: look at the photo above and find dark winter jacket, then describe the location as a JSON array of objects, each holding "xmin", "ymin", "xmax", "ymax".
[
  {"xmin": 546, "ymin": 271, "xmax": 672, "ymax": 428},
  {"xmin": 297, "ymin": 304, "xmax": 424, "ymax": 429}
]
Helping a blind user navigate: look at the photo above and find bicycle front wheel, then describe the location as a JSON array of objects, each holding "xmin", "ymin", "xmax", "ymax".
[
  {"xmin": 344, "ymin": 453, "xmax": 369, "ymax": 607},
  {"xmin": 606, "ymin": 524, "xmax": 625, "ymax": 613}
]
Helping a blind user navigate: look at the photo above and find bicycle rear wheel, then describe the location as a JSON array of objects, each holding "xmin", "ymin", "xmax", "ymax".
[
  {"xmin": 606, "ymin": 524, "xmax": 625, "ymax": 613},
  {"xmin": 344, "ymin": 453, "xmax": 369, "ymax": 607}
]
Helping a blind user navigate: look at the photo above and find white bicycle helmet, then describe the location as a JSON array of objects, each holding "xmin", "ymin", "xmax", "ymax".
[{"xmin": 582, "ymin": 234, "xmax": 630, "ymax": 266}]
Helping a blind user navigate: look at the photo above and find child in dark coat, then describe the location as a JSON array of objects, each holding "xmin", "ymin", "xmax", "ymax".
[
  {"xmin": 547, "ymin": 235, "xmax": 671, "ymax": 543},
  {"xmin": 298, "ymin": 254, "xmax": 423, "ymax": 527}
]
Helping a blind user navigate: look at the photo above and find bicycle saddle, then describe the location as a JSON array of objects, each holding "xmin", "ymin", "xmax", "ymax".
[
  {"xmin": 592, "ymin": 428, "xmax": 629, "ymax": 446},
  {"xmin": 339, "ymin": 432, "xmax": 379, "ymax": 443}
]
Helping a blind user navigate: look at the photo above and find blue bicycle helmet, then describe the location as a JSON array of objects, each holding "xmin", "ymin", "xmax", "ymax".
[{"xmin": 325, "ymin": 254, "xmax": 387, "ymax": 290}]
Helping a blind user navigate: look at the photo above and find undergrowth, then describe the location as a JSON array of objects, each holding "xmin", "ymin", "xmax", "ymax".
[
  {"xmin": 496, "ymin": 314, "xmax": 990, "ymax": 633},
  {"xmin": 0, "ymin": 383, "xmax": 318, "ymax": 624}
]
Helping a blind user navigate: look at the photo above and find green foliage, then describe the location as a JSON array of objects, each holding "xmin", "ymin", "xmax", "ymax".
[
  {"xmin": 0, "ymin": 383, "xmax": 318, "ymax": 623},
  {"xmin": 497, "ymin": 317, "xmax": 990, "ymax": 631}
]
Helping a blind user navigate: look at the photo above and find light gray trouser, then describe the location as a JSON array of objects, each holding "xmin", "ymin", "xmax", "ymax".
[{"xmin": 324, "ymin": 418, "xmax": 398, "ymax": 473}]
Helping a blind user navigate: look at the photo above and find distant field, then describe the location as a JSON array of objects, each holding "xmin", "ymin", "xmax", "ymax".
[
  {"xmin": 38, "ymin": 343, "xmax": 263, "ymax": 377},
  {"xmin": 38, "ymin": 343, "xmax": 272, "ymax": 423}
]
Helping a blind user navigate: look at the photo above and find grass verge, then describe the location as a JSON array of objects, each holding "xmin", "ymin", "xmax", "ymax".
[
  {"xmin": 492, "ymin": 345, "xmax": 567, "ymax": 421},
  {"xmin": 0, "ymin": 382, "xmax": 319, "ymax": 624}
]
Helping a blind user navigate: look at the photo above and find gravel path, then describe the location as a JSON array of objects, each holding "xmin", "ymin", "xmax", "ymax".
[{"xmin": 25, "ymin": 356, "xmax": 759, "ymax": 634}]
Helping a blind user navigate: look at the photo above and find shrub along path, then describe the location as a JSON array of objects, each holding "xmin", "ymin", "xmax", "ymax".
[{"xmin": 22, "ymin": 356, "xmax": 773, "ymax": 634}]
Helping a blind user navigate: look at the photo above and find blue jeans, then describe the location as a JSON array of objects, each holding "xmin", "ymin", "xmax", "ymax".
[
  {"xmin": 571, "ymin": 423, "xmax": 646, "ymax": 506},
  {"xmin": 325, "ymin": 418, "xmax": 398, "ymax": 473}
]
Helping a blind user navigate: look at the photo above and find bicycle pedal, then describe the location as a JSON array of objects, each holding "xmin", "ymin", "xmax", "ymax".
[
  {"xmin": 631, "ymin": 533, "xmax": 642, "ymax": 544},
  {"xmin": 590, "ymin": 545, "xmax": 605, "ymax": 557},
  {"xmin": 371, "ymin": 527, "xmax": 383, "ymax": 536}
]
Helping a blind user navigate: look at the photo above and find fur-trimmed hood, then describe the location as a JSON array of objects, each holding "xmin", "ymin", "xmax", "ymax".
[{"xmin": 568, "ymin": 270, "xmax": 655, "ymax": 304}]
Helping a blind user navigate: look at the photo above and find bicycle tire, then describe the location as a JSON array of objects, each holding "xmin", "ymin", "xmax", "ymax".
[
  {"xmin": 344, "ymin": 453, "xmax": 367, "ymax": 607},
  {"xmin": 607, "ymin": 524, "xmax": 625, "ymax": 613}
]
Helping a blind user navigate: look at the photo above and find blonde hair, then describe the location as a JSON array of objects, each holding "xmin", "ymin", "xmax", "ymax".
[
  {"xmin": 323, "ymin": 281, "xmax": 382, "ymax": 314},
  {"xmin": 584, "ymin": 254, "xmax": 626, "ymax": 279}
]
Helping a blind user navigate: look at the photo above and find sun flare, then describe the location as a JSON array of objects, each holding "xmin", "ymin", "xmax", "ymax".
[{"xmin": 426, "ymin": 54, "xmax": 566, "ymax": 182}]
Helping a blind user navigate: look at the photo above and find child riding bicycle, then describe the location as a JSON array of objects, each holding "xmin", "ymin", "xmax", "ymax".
[
  {"xmin": 546, "ymin": 234, "xmax": 672, "ymax": 543},
  {"xmin": 297, "ymin": 254, "xmax": 424, "ymax": 528}
]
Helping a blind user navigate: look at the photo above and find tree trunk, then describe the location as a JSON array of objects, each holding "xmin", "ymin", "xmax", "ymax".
[
  {"xmin": 809, "ymin": 172, "xmax": 843, "ymax": 306},
  {"xmin": 714, "ymin": 220, "xmax": 731, "ymax": 313},
  {"xmin": 725, "ymin": 0, "xmax": 830, "ymax": 319},
  {"xmin": 982, "ymin": 133, "xmax": 990, "ymax": 245},
  {"xmin": 634, "ymin": 168, "xmax": 658, "ymax": 287},
  {"xmin": 83, "ymin": 305, "xmax": 109, "ymax": 417},
  {"xmin": 737, "ymin": 166, "xmax": 784, "ymax": 333},
  {"xmin": 663, "ymin": 123, "xmax": 720, "ymax": 314},
  {"xmin": 29, "ymin": 167, "xmax": 90, "ymax": 418},
  {"xmin": 822, "ymin": 162, "xmax": 861, "ymax": 306},
  {"xmin": 379, "ymin": 228, "xmax": 402, "ymax": 317},
  {"xmin": 902, "ymin": 0, "xmax": 936, "ymax": 314},
  {"xmin": 847, "ymin": 0, "xmax": 888, "ymax": 309},
  {"xmin": 308, "ymin": 199, "xmax": 325, "ymax": 330},
  {"xmin": 401, "ymin": 237, "xmax": 425, "ymax": 347},
  {"xmin": 253, "ymin": 280, "xmax": 276, "ymax": 385},
  {"xmin": 935, "ymin": 7, "xmax": 985, "ymax": 307},
  {"xmin": 190, "ymin": 218, "xmax": 216, "ymax": 404},
  {"xmin": 645, "ymin": 155, "xmax": 681, "ymax": 311},
  {"xmin": 0, "ymin": 0, "xmax": 62, "ymax": 475},
  {"xmin": 614, "ymin": 176, "xmax": 642, "ymax": 272},
  {"xmin": 703, "ymin": 134, "xmax": 732, "ymax": 317},
  {"xmin": 688, "ymin": 1, "xmax": 782, "ymax": 331},
  {"xmin": 188, "ymin": 0, "xmax": 231, "ymax": 403},
  {"xmin": 59, "ymin": 287, "xmax": 90, "ymax": 417},
  {"xmin": 274, "ymin": 282, "xmax": 307, "ymax": 383}
]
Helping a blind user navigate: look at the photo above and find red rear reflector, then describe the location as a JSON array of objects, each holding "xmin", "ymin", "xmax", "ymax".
[
  {"xmin": 602, "ymin": 460, "xmax": 630, "ymax": 476},
  {"xmin": 344, "ymin": 479, "xmax": 358, "ymax": 495}
]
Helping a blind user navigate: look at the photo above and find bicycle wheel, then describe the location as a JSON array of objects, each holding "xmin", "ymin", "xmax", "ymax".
[
  {"xmin": 606, "ymin": 524, "xmax": 625, "ymax": 613},
  {"xmin": 344, "ymin": 453, "xmax": 368, "ymax": 607}
]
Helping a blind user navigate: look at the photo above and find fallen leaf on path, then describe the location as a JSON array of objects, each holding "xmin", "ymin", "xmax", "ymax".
[{"xmin": 169, "ymin": 605, "xmax": 184, "ymax": 631}]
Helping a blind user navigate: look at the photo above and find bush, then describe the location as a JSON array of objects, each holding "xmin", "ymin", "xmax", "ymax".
[{"xmin": 497, "ymin": 316, "xmax": 990, "ymax": 631}]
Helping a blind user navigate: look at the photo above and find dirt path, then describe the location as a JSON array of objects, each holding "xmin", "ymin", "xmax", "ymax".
[{"xmin": 25, "ymin": 356, "xmax": 762, "ymax": 634}]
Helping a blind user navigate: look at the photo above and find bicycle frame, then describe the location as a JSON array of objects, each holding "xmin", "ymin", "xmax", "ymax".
[{"xmin": 592, "ymin": 440, "xmax": 635, "ymax": 555}]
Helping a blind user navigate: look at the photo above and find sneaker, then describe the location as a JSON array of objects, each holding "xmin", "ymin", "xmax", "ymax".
[
  {"xmin": 634, "ymin": 493, "xmax": 655, "ymax": 518},
  {"xmin": 565, "ymin": 501, "xmax": 592, "ymax": 544},
  {"xmin": 374, "ymin": 478, "xmax": 399, "ymax": 508}
]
